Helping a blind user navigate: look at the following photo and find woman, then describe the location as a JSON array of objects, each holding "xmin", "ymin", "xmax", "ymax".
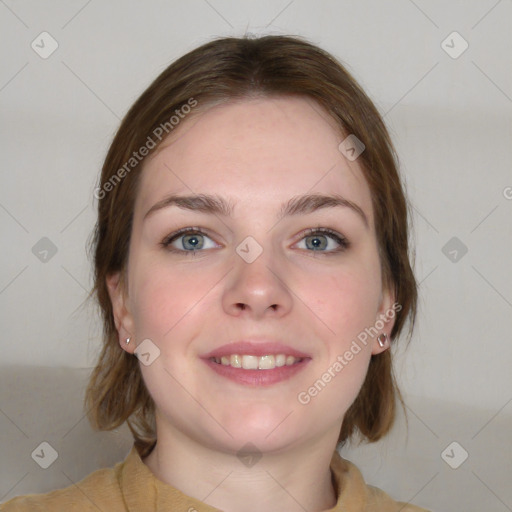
[{"xmin": 2, "ymin": 35, "xmax": 429, "ymax": 511}]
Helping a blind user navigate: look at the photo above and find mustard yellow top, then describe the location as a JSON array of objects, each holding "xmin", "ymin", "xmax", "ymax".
[{"xmin": 1, "ymin": 445, "xmax": 430, "ymax": 511}]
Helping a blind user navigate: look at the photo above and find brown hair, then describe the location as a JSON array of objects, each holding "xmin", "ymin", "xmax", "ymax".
[{"xmin": 85, "ymin": 35, "xmax": 417, "ymax": 457}]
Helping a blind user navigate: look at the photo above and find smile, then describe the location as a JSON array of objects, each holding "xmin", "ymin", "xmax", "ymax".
[{"xmin": 209, "ymin": 354, "xmax": 304, "ymax": 370}]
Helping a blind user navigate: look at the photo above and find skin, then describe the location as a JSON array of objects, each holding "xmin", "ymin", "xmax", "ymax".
[{"xmin": 107, "ymin": 96, "xmax": 395, "ymax": 512}]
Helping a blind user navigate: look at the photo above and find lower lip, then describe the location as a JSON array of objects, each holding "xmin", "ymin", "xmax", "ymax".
[{"xmin": 202, "ymin": 358, "xmax": 311, "ymax": 386}]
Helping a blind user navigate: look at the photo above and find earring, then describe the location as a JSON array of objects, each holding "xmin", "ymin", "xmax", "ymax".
[
  {"xmin": 125, "ymin": 337, "xmax": 131, "ymax": 345},
  {"xmin": 377, "ymin": 333, "xmax": 388, "ymax": 348}
]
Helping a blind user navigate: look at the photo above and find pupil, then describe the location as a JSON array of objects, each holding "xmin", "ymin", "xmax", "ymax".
[
  {"xmin": 184, "ymin": 235, "xmax": 201, "ymax": 249},
  {"xmin": 311, "ymin": 236, "xmax": 322, "ymax": 249},
  {"xmin": 308, "ymin": 235, "xmax": 325, "ymax": 250}
]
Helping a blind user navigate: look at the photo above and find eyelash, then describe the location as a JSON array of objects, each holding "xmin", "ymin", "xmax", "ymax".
[{"xmin": 160, "ymin": 226, "xmax": 350, "ymax": 256}]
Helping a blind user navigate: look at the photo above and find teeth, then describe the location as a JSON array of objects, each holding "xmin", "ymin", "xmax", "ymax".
[
  {"xmin": 242, "ymin": 355, "xmax": 259, "ymax": 370},
  {"xmin": 275, "ymin": 354, "xmax": 286, "ymax": 367},
  {"xmin": 258, "ymin": 355, "xmax": 274, "ymax": 369},
  {"xmin": 211, "ymin": 354, "xmax": 302, "ymax": 370},
  {"xmin": 230, "ymin": 355, "xmax": 242, "ymax": 368}
]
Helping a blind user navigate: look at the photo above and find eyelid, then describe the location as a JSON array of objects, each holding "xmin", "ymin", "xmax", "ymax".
[{"xmin": 161, "ymin": 226, "xmax": 211, "ymax": 246}]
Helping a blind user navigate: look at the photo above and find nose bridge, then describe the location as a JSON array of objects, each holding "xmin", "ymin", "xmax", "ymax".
[{"xmin": 222, "ymin": 235, "xmax": 293, "ymax": 318}]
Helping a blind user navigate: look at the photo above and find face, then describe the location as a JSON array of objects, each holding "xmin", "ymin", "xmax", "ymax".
[{"xmin": 108, "ymin": 96, "xmax": 395, "ymax": 455}]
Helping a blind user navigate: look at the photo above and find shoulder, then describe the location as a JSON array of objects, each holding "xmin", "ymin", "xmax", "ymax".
[
  {"xmin": 0, "ymin": 460, "xmax": 125, "ymax": 512},
  {"xmin": 331, "ymin": 452, "xmax": 431, "ymax": 512},
  {"xmin": 366, "ymin": 484, "xmax": 431, "ymax": 512}
]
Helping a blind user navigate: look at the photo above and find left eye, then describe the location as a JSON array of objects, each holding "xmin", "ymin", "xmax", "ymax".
[{"xmin": 295, "ymin": 228, "xmax": 349, "ymax": 252}]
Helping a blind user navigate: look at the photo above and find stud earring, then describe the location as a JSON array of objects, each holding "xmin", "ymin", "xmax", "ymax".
[
  {"xmin": 377, "ymin": 333, "xmax": 388, "ymax": 348},
  {"xmin": 125, "ymin": 337, "xmax": 131, "ymax": 345}
]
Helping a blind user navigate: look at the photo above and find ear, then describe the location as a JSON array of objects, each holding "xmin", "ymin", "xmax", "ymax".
[
  {"xmin": 106, "ymin": 271, "xmax": 136, "ymax": 354},
  {"xmin": 370, "ymin": 284, "xmax": 397, "ymax": 356}
]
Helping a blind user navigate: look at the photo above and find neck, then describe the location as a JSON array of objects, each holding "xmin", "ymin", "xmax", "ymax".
[{"xmin": 143, "ymin": 426, "xmax": 340, "ymax": 512}]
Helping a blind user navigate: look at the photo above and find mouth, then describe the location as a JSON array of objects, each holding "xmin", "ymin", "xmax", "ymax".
[
  {"xmin": 209, "ymin": 354, "xmax": 305, "ymax": 370},
  {"xmin": 202, "ymin": 341, "xmax": 311, "ymax": 386}
]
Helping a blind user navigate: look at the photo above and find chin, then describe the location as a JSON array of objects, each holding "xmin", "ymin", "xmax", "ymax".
[{"xmin": 213, "ymin": 403, "xmax": 304, "ymax": 452}]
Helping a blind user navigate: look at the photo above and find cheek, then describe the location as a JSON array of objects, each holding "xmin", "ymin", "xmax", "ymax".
[
  {"xmin": 297, "ymin": 266, "xmax": 380, "ymax": 416},
  {"xmin": 304, "ymin": 260, "xmax": 382, "ymax": 343},
  {"xmin": 128, "ymin": 257, "xmax": 208, "ymax": 341}
]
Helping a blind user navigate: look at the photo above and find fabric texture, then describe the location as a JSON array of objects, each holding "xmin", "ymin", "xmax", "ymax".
[{"xmin": 1, "ymin": 445, "xmax": 430, "ymax": 511}]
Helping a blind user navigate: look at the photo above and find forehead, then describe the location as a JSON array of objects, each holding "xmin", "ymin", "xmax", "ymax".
[{"xmin": 136, "ymin": 96, "xmax": 373, "ymax": 224}]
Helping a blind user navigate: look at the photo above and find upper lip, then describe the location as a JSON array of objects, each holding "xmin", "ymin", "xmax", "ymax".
[{"xmin": 202, "ymin": 340, "xmax": 312, "ymax": 359}]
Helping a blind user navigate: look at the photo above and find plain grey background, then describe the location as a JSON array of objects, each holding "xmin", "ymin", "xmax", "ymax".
[{"xmin": 1, "ymin": 1, "xmax": 511, "ymax": 510}]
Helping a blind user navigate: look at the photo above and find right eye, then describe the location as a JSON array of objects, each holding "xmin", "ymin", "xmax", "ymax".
[{"xmin": 161, "ymin": 227, "xmax": 220, "ymax": 255}]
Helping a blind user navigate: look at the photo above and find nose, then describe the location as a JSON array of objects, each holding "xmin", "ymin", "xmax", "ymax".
[{"xmin": 222, "ymin": 245, "xmax": 293, "ymax": 320}]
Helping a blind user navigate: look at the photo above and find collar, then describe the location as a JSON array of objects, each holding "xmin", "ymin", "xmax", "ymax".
[{"xmin": 119, "ymin": 445, "xmax": 378, "ymax": 511}]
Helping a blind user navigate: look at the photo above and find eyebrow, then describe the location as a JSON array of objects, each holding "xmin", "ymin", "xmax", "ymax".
[{"xmin": 144, "ymin": 193, "xmax": 369, "ymax": 228}]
